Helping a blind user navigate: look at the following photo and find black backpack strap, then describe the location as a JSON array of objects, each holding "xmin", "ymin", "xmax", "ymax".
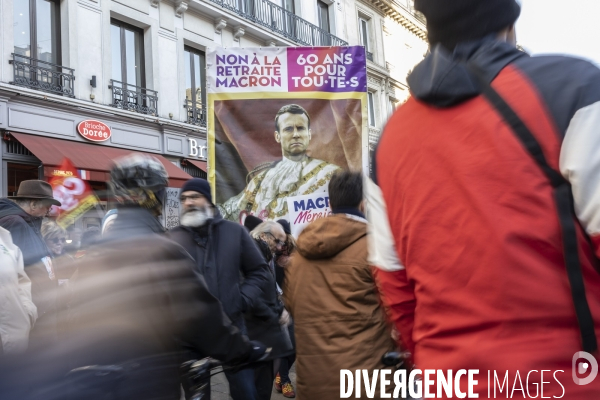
[{"xmin": 467, "ymin": 64, "xmax": 598, "ymax": 353}]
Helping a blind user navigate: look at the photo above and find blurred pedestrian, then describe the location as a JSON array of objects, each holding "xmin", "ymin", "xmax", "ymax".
[
  {"xmin": 249, "ymin": 221, "xmax": 294, "ymax": 400},
  {"xmin": 0, "ymin": 180, "xmax": 61, "ymax": 267},
  {"xmin": 169, "ymin": 178, "xmax": 274, "ymax": 400},
  {"xmin": 273, "ymin": 219, "xmax": 296, "ymax": 398},
  {"xmin": 370, "ymin": 0, "xmax": 600, "ymax": 397},
  {"xmin": 285, "ymin": 171, "xmax": 396, "ymax": 400},
  {"xmin": 101, "ymin": 209, "xmax": 118, "ymax": 236},
  {"xmin": 80, "ymin": 226, "xmax": 101, "ymax": 248},
  {"xmin": 0, "ymin": 227, "xmax": 37, "ymax": 354},
  {"xmin": 0, "ymin": 155, "xmax": 267, "ymax": 400},
  {"xmin": 41, "ymin": 220, "xmax": 76, "ymax": 281}
]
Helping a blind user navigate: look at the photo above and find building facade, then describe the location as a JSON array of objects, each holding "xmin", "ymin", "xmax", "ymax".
[{"xmin": 0, "ymin": 0, "xmax": 426, "ymax": 227}]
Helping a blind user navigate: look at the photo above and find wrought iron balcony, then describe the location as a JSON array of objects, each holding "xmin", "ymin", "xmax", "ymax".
[
  {"xmin": 109, "ymin": 80, "xmax": 158, "ymax": 116},
  {"xmin": 9, "ymin": 53, "xmax": 75, "ymax": 97},
  {"xmin": 207, "ymin": 0, "xmax": 348, "ymax": 46},
  {"xmin": 184, "ymin": 99, "xmax": 207, "ymax": 127}
]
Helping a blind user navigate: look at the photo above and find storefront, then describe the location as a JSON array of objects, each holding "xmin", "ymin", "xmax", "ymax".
[{"xmin": 0, "ymin": 95, "xmax": 208, "ymax": 230}]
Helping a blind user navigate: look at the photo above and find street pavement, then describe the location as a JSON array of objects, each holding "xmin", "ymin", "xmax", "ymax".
[{"xmin": 209, "ymin": 365, "xmax": 297, "ymax": 400}]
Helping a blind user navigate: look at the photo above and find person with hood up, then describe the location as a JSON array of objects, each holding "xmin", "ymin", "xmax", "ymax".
[
  {"xmin": 0, "ymin": 180, "xmax": 61, "ymax": 267},
  {"xmin": 284, "ymin": 171, "xmax": 395, "ymax": 400},
  {"xmin": 369, "ymin": 0, "xmax": 600, "ymax": 397},
  {"xmin": 0, "ymin": 155, "xmax": 268, "ymax": 400},
  {"xmin": 168, "ymin": 178, "xmax": 275, "ymax": 400}
]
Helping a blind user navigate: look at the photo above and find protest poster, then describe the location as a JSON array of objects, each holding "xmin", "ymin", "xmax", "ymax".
[
  {"xmin": 207, "ymin": 46, "xmax": 368, "ymax": 225},
  {"xmin": 49, "ymin": 158, "xmax": 99, "ymax": 228},
  {"xmin": 163, "ymin": 187, "xmax": 181, "ymax": 230},
  {"xmin": 286, "ymin": 192, "xmax": 332, "ymax": 237}
]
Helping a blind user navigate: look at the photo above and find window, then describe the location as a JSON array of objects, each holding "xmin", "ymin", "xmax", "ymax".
[
  {"xmin": 110, "ymin": 20, "xmax": 156, "ymax": 115},
  {"xmin": 184, "ymin": 47, "xmax": 206, "ymax": 126},
  {"xmin": 359, "ymin": 17, "xmax": 373, "ymax": 61},
  {"xmin": 368, "ymin": 92, "xmax": 376, "ymax": 127},
  {"xmin": 111, "ymin": 19, "xmax": 145, "ymax": 88},
  {"xmin": 14, "ymin": 0, "xmax": 60, "ymax": 63},
  {"xmin": 317, "ymin": 1, "xmax": 330, "ymax": 33},
  {"xmin": 284, "ymin": 0, "xmax": 295, "ymax": 13}
]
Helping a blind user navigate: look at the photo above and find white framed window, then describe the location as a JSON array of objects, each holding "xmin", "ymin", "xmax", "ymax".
[
  {"xmin": 368, "ymin": 91, "xmax": 377, "ymax": 127},
  {"xmin": 359, "ymin": 17, "xmax": 370, "ymax": 52},
  {"xmin": 317, "ymin": 0, "xmax": 330, "ymax": 33}
]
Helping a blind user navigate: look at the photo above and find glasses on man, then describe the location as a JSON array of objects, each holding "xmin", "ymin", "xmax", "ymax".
[
  {"xmin": 265, "ymin": 232, "xmax": 286, "ymax": 247},
  {"xmin": 180, "ymin": 194, "xmax": 204, "ymax": 202},
  {"xmin": 49, "ymin": 238, "xmax": 67, "ymax": 244}
]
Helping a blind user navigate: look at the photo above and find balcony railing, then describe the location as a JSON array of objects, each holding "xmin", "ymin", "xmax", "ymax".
[
  {"xmin": 207, "ymin": 0, "xmax": 348, "ymax": 46},
  {"xmin": 9, "ymin": 53, "xmax": 75, "ymax": 97},
  {"xmin": 109, "ymin": 80, "xmax": 158, "ymax": 116},
  {"xmin": 184, "ymin": 99, "xmax": 207, "ymax": 127}
]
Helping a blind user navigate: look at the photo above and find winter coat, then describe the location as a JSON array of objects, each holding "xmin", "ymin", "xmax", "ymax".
[
  {"xmin": 0, "ymin": 227, "xmax": 37, "ymax": 354},
  {"xmin": 284, "ymin": 214, "xmax": 396, "ymax": 400},
  {"xmin": 245, "ymin": 237, "xmax": 293, "ymax": 359},
  {"xmin": 0, "ymin": 207, "xmax": 254, "ymax": 400},
  {"xmin": 169, "ymin": 210, "xmax": 274, "ymax": 328},
  {"xmin": 0, "ymin": 199, "xmax": 50, "ymax": 267},
  {"xmin": 371, "ymin": 36, "xmax": 600, "ymax": 397}
]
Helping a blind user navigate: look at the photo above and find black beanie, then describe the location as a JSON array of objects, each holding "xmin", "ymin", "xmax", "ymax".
[
  {"xmin": 415, "ymin": 0, "xmax": 521, "ymax": 50},
  {"xmin": 181, "ymin": 178, "xmax": 212, "ymax": 204}
]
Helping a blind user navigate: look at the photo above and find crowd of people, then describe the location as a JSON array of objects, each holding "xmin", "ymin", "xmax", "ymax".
[{"xmin": 2, "ymin": 0, "xmax": 600, "ymax": 399}]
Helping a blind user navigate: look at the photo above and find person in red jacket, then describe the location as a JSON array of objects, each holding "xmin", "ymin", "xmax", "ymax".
[{"xmin": 369, "ymin": 0, "xmax": 600, "ymax": 397}]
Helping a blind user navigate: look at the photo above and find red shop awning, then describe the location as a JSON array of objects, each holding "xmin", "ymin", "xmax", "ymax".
[
  {"xmin": 185, "ymin": 159, "xmax": 207, "ymax": 172},
  {"xmin": 10, "ymin": 132, "xmax": 192, "ymax": 188}
]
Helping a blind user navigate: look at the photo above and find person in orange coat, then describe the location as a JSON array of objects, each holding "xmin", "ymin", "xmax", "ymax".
[{"xmin": 284, "ymin": 171, "xmax": 396, "ymax": 399}]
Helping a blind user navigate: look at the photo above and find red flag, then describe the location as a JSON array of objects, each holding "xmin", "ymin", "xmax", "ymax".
[{"xmin": 49, "ymin": 158, "xmax": 99, "ymax": 228}]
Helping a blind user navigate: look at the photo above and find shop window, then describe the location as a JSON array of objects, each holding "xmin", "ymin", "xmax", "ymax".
[
  {"xmin": 6, "ymin": 163, "xmax": 40, "ymax": 197},
  {"xmin": 184, "ymin": 47, "xmax": 206, "ymax": 127},
  {"xmin": 110, "ymin": 20, "xmax": 157, "ymax": 115},
  {"xmin": 181, "ymin": 163, "xmax": 207, "ymax": 179}
]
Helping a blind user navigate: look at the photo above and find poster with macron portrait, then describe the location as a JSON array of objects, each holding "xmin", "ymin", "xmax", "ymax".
[{"xmin": 207, "ymin": 46, "xmax": 368, "ymax": 226}]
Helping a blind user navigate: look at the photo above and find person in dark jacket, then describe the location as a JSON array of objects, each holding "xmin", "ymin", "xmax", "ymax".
[
  {"xmin": 273, "ymin": 219, "xmax": 296, "ymax": 398},
  {"xmin": 0, "ymin": 180, "xmax": 60, "ymax": 267},
  {"xmin": 169, "ymin": 178, "xmax": 276, "ymax": 400},
  {"xmin": 249, "ymin": 221, "xmax": 294, "ymax": 400},
  {"xmin": 0, "ymin": 155, "xmax": 267, "ymax": 400}
]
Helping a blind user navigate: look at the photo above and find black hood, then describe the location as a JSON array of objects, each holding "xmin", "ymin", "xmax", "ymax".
[
  {"xmin": 407, "ymin": 37, "xmax": 527, "ymax": 108},
  {"xmin": 0, "ymin": 199, "xmax": 38, "ymax": 224},
  {"xmin": 105, "ymin": 206, "xmax": 165, "ymax": 241}
]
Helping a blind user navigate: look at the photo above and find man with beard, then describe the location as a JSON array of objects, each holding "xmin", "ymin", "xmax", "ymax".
[
  {"xmin": 0, "ymin": 155, "xmax": 268, "ymax": 400},
  {"xmin": 169, "ymin": 178, "xmax": 275, "ymax": 400}
]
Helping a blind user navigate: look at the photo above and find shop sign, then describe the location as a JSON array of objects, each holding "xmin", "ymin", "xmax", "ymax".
[
  {"xmin": 77, "ymin": 120, "xmax": 111, "ymax": 142},
  {"xmin": 188, "ymin": 138, "xmax": 207, "ymax": 159}
]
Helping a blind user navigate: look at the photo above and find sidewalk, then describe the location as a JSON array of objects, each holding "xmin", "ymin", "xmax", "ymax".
[{"xmin": 210, "ymin": 365, "xmax": 296, "ymax": 399}]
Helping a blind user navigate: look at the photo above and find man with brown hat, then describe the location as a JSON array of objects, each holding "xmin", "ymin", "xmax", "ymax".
[{"xmin": 0, "ymin": 180, "xmax": 61, "ymax": 267}]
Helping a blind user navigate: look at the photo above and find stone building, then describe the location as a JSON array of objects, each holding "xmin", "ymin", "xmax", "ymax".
[{"xmin": 0, "ymin": 0, "xmax": 426, "ymax": 227}]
